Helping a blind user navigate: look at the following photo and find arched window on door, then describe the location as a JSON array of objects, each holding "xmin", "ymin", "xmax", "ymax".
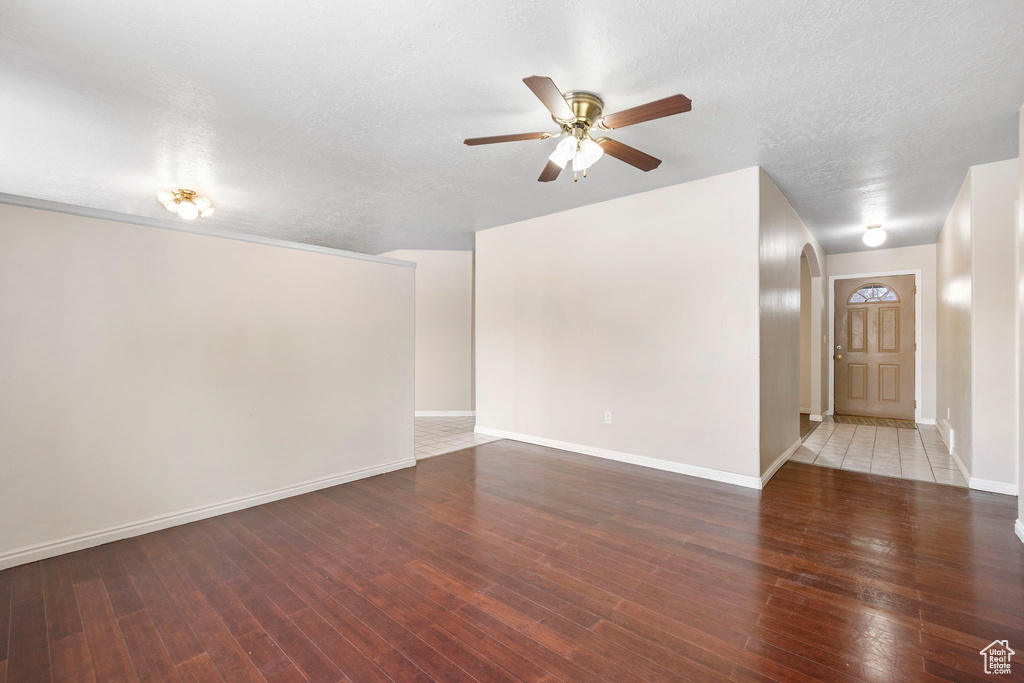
[{"xmin": 848, "ymin": 284, "xmax": 900, "ymax": 303}]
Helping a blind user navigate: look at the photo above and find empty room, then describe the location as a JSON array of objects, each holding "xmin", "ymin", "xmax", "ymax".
[{"xmin": 1, "ymin": 1, "xmax": 1023, "ymax": 681}]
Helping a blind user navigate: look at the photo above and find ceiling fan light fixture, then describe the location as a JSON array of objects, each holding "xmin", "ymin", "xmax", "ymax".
[
  {"xmin": 862, "ymin": 224, "xmax": 887, "ymax": 247},
  {"xmin": 465, "ymin": 75, "xmax": 690, "ymax": 183}
]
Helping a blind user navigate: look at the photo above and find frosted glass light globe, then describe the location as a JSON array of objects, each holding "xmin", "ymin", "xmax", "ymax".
[
  {"xmin": 862, "ymin": 225, "xmax": 887, "ymax": 247},
  {"xmin": 579, "ymin": 138, "xmax": 604, "ymax": 166},
  {"xmin": 548, "ymin": 137, "xmax": 577, "ymax": 169},
  {"xmin": 176, "ymin": 200, "xmax": 199, "ymax": 220}
]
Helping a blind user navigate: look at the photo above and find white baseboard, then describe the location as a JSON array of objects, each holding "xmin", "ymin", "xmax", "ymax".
[
  {"xmin": 937, "ymin": 419, "xmax": 951, "ymax": 450},
  {"xmin": 415, "ymin": 410, "xmax": 475, "ymax": 417},
  {"xmin": 809, "ymin": 414, "xmax": 824, "ymax": 422},
  {"xmin": 943, "ymin": 446, "xmax": 1017, "ymax": 495},
  {"xmin": 916, "ymin": 417, "xmax": 936, "ymax": 426},
  {"xmin": 1015, "ymin": 519, "xmax": 1024, "ymax": 545},
  {"xmin": 0, "ymin": 457, "xmax": 416, "ymax": 571},
  {"xmin": 474, "ymin": 426, "xmax": 764, "ymax": 489},
  {"xmin": 968, "ymin": 478, "xmax": 1019, "ymax": 496},
  {"xmin": 950, "ymin": 446, "xmax": 970, "ymax": 481},
  {"xmin": 761, "ymin": 438, "xmax": 802, "ymax": 488}
]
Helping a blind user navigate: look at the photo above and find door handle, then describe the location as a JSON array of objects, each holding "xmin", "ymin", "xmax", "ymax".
[{"xmin": 834, "ymin": 354, "xmax": 843, "ymax": 360}]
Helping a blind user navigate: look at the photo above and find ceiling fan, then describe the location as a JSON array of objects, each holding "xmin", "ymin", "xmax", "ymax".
[{"xmin": 464, "ymin": 75, "xmax": 692, "ymax": 182}]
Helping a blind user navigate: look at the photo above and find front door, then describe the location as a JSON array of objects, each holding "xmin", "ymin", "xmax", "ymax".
[{"xmin": 834, "ymin": 275, "xmax": 915, "ymax": 420}]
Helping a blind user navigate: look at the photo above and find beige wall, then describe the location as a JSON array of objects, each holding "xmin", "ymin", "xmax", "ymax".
[
  {"xmin": 758, "ymin": 170, "xmax": 827, "ymax": 475},
  {"xmin": 475, "ymin": 168, "xmax": 763, "ymax": 482},
  {"xmin": 827, "ymin": 244, "xmax": 938, "ymax": 421},
  {"xmin": 936, "ymin": 158, "xmax": 1019, "ymax": 493},
  {"xmin": 0, "ymin": 204, "xmax": 415, "ymax": 568},
  {"xmin": 800, "ymin": 256, "xmax": 812, "ymax": 411},
  {"xmin": 378, "ymin": 249, "xmax": 474, "ymax": 413}
]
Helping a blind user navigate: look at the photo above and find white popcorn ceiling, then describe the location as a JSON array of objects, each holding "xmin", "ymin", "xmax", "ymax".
[{"xmin": 0, "ymin": 0, "xmax": 1022, "ymax": 255}]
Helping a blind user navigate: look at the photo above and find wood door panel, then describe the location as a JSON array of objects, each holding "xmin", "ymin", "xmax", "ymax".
[
  {"xmin": 879, "ymin": 307, "xmax": 899, "ymax": 352},
  {"xmin": 834, "ymin": 275, "xmax": 915, "ymax": 420},
  {"xmin": 848, "ymin": 309, "xmax": 867, "ymax": 352},
  {"xmin": 848, "ymin": 364, "xmax": 868, "ymax": 400},
  {"xmin": 879, "ymin": 364, "xmax": 899, "ymax": 402}
]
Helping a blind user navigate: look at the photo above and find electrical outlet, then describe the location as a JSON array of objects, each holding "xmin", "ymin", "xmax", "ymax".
[{"xmin": 604, "ymin": 411, "xmax": 612, "ymax": 424}]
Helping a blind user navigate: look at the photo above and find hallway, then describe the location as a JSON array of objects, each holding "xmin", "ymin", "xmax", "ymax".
[
  {"xmin": 790, "ymin": 418, "xmax": 967, "ymax": 487},
  {"xmin": 414, "ymin": 416, "xmax": 501, "ymax": 459}
]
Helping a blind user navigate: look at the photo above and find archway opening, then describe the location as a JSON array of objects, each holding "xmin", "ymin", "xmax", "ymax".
[{"xmin": 800, "ymin": 252, "xmax": 813, "ymax": 436}]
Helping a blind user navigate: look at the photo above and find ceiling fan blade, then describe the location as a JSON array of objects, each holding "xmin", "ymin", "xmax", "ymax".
[
  {"xmin": 538, "ymin": 160, "xmax": 562, "ymax": 182},
  {"xmin": 464, "ymin": 132, "xmax": 552, "ymax": 146},
  {"xmin": 523, "ymin": 76, "xmax": 576, "ymax": 121},
  {"xmin": 598, "ymin": 94, "xmax": 692, "ymax": 129},
  {"xmin": 596, "ymin": 138, "xmax": 662, "ymax": 172}
]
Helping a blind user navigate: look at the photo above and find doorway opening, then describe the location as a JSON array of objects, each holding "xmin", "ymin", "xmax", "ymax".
[{"xmin": 799, "ymin": 253, "xmax": 816, "ymax": 438}]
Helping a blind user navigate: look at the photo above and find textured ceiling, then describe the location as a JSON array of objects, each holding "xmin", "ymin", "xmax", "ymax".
[{"xmin": 1, "ymin": 0, "xmax": 1022, "ymax": 255}]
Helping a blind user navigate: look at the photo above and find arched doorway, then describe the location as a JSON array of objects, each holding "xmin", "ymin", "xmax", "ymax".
[{"xmin": 800, "ymin": 243, "xmax": 824, "ymax": 432}]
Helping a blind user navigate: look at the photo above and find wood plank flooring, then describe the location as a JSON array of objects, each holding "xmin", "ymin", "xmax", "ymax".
[{"xmin": 1, "ymin": 439, "xmax": 1022, "ymax": 681}]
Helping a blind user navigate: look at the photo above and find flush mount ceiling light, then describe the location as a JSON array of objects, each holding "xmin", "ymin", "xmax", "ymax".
[
  {"xmin": 157, "ymin": 189, "xmax": 214, "ymax": 220},
  {"xmin": 862, "ymin": 224, "xmax": 887, "ymax": 247},
  {"xmin": 464, "ymin": 76, "xmax": 692, "ymax": 183}
]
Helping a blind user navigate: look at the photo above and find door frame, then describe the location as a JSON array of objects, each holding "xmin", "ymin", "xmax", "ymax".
[{"xmin": 828, "ymin": 269, "xmax": 923, "ymax": 423}]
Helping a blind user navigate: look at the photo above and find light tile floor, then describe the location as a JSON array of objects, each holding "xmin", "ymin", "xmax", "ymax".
[
  {"xmin": 414, "ymin": 416, "xmax": 501, "ymax": 459},
  {"xmin": 791, "ymin": 417, "xmax": 967, "ymax": 487}
]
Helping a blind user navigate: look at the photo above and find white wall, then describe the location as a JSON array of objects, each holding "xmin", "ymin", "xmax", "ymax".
[
  {"xmin": 378, "ymin": 250, "xmax": 474, "ymax": 413},
  {"xmin": 936, "ymin": 159, "xmax": 1019, "ymax": 493},
  {"xmin": 971, "ymin": 159, "xmax": 1019, "ymax": 488},
  {"xmin": 937, "ymin": 174, "xmax": 974, "ymax": 471},
  {"xmin": 0, "ymin": 204, "xmax": 415, "ymax": 568},
  {"xmin": 475, "ymin": 168, "xmax": 763, "ymax": 483},
  {"xmin": 800, "ymin": 256, "xmax": 812, "ymax": 412},
  {"xmin": 1018, "ymin": 106, "xmax": 1024, "ymax": 539},
  {"xmin": 827, "ymin": 244, "xmax": 938, "ymax": 421},
  {"xmin": 758, "ymin": 170, "xmax": 827, "ymax": 474}
]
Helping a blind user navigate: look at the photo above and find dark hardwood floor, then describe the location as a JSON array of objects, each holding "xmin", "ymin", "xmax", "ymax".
[{"xmin": 2, "ymin": 439, "xmax": 1022, "ymax": 682}]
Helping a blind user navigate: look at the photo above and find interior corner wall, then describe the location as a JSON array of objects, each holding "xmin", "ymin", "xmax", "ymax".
[
  {"xmin": 826, "ymin": 244, "xmax": 938, "ymax": 421},
  {"xmin": 937, "ymin": 173, "xmax": 974, "ymax": 472},
  {"xmin": 0, "ymin": 204, "xmax": 415, "ymax": 569},
  {"xmin": 937, "ymin": 158, "xmax": 1019, "ymax": 492},
  {"xmin": 758, "ymin": 169, "xmax": 827, "ymax": 476},
  {"xmin": 475, "ymin": 168, "xmax": 763, "ymax": 482},
  {"xmin": 377, "ymin": 249, "xmax": 474, "ymax": 413},
  {"xmin": 970, "ymin": 158, "xmax": 1019, "ymax": 488},
  {"xmin": 1018, "ymin": 105, "xmax": 1024, "ymax": 533}
]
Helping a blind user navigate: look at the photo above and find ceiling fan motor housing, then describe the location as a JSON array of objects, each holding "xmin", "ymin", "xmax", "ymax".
[{"xmin": 557, "ymin": 92, "xmax": 604, "ymax": 128}]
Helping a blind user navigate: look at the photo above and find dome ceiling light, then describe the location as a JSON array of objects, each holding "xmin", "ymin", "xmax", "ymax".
[
  {"xmin": 862, "ymin": 224, "xmax": 887, "ymax": 247},
  {"xmin": 157, "ymin": 189, "xmax": 214, "ymax": 220},
  {"xmin": 464, "ymin": 75, "xmax": 692, "ymax": 183}
]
